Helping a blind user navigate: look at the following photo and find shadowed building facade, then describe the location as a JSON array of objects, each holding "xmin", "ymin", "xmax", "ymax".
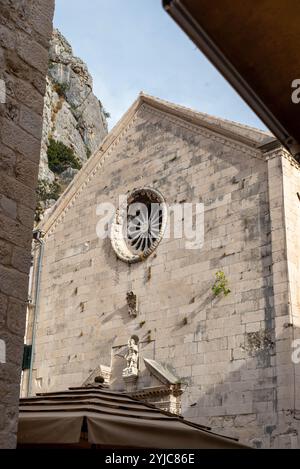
[{"xmin": 0, "ymin": 0, "xmax": 54, "ymax": 448}]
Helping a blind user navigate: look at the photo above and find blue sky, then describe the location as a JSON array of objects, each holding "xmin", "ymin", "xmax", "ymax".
[{"xmin": 54, "ymin": 0, "xmax": 266, "ymax": 131}]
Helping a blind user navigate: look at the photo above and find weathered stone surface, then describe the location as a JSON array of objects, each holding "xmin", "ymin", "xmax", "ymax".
[
  {"xmin": 0, "ymin": 143, "xmax": 16, "ymax": 176},
  {"xmin": 0, "ymin": 195, "xmax": 17, "ymax": 219},
  {"xmin": 0, "ymin": 173, "xmax": 37, "ymax": 210},
  {"xmin": 11, "ymin": 245, "xmax": 32, "ymax": 274},
  {"xmin": 0, "ymin": 264, "xmax": 29, "ymax": 301},
  {"xmin": 35, "ymin": 29, "xmax": 108, "ymax": 222},
  {"xmin": 38, "ymin": 29, "xmax": 108, "ymax": 185},
  {"xmin": 25, "ymin": 94, "xmax": 300, "ymax": 448},
  {"xmin": 0, "ymin": 239, "xmax": 13, "ymax": 266},
  {"xmin": 15, "ymin": 154, "xmax": 39, "ymax": 188},
  {"xmin": 17, "ymin": 31, "xmax": 49, "ymax": 74},
  {"xmin": 7, "ymin": 297, "xmax": 27, "ymax": 336},
  {"xmin": 0, "ymin": 118, "xmax": 41, "ymax": 164},
  {"xmin": 0, "ymin": 0, "xmax": 55, "ymax": 448},
  {"xmin": 0, "ymin": 293, "xmax": 8, "ymax": 327},
  {"xmin": 60, "ymin": 167, "xmax": 79, "ymax": 186}
]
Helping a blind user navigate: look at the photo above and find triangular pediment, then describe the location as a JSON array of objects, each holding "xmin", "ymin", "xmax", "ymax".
[
  {"xmin": 143, "ymin": 358, "xmax": 179, "ymax": 385},
  {"xmin": 39, "ymin": 92, "xmax": 276, "ymax": 237}
]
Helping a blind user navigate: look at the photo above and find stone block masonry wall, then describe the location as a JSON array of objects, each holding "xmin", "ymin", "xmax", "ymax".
[
  {"xmin": 259, "ymin": 148, "xmax": 300, "ymax": 448},
  {"xmin": 272, "ymin": 152, "xmax": 300, "ymax": 448},
  {"xmin": 0, "ymin": 0, "xmax": 54, "ymax": 448},
  {"xmin": 29, "ymin": 102, "xmax": 284, "ymax": 447}
]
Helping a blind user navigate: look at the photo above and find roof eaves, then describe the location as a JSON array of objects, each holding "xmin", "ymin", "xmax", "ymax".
[{"xmin": 139, "ymin": 92, "xmax": 273, "ymax": 147}]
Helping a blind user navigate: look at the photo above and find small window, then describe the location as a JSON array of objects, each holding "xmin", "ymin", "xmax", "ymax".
[{"xmin": 22, "ymin": 345, "xmax": 32, "ymax": 371}]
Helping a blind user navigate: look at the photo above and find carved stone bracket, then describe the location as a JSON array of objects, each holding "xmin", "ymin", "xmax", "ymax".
[
  {"xmin": 122, "ymin": 372, "xmax": 138, "ymax": 392},
  {"xmin": 126, "ymin": 291, "xmax": 138, "ymax": 318}
]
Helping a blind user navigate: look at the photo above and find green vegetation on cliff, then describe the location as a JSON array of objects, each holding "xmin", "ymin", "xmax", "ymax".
[{"xmin": 47, "ymin": 138, "xmax": 82, "ymax": 174}]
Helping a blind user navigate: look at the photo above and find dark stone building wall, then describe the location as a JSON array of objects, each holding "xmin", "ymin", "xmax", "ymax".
[{"xmin": 0, "ymin": 0, "xmax": 54, "ymax": 448}]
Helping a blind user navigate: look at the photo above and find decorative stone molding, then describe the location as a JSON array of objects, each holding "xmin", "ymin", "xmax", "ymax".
[
  {"xmin": 143, "ymin": 357, "xmax": 179, "ymax": 385},
  {"xmin": 129, "ymin": 384, "xmax": 183, "ymax": 415},
  {"xmin": 123, "ymin": 373, "xmax": 138, "ymax": 393},
  {"xmin": 82, "ymin": 347, "xmax": 183, "ymax": 413},
  {"xmin": 263, "ymin": 144, "xmax": 300, "ymax": 168},
  {"xmin": 111, "ymin": 187, "xmax": 168, "ymax": 263},
  {"xmin": 126, "ymin": 291, "xmax": 138, "ymax": 318},
  {"xmin": 82, "ymin": 365, "xmax": 111, "ymax": 387},
  {"xmin": 140, "ymin": 104, "xmax": 265, "ymax": 161}
]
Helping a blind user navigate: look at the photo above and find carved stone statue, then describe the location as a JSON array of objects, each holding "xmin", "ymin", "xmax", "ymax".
[{"xmin": 123, "ymin": 337, "xmax": 139, "ymax": 377}]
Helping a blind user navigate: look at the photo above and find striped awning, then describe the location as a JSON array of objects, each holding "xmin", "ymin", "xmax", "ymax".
[{"xmin": 18, "ymin": 386, "xmax": 248, "ymax": 448}]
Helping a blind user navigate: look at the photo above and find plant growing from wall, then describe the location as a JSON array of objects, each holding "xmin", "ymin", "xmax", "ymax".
[
  {"xmin": 212, "ymin": 270, "xmax": 231, "ymax": 297},
  {"xmin": 47, "ymin": 138, "xmax": 82, "ymax": 174}
]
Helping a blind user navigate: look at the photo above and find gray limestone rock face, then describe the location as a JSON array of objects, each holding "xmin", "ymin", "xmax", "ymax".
[
  {"xmin": 37, "ymin": 29, "xmax": 108, "ymax": 216},
  {"xmin": 60, "ymin": 167, "xmax": 79, "ymax": 186}
]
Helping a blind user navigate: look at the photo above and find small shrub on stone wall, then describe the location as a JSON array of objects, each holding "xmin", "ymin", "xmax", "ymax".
[{"xmin": 212, "ymin": 270, "xmax": 231, "ymax": 297}]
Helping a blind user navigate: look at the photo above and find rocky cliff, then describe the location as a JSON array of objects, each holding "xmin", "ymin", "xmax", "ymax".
[{"xmin": 37, "ymin": 29, "xmax": 108, "ymax": 220}]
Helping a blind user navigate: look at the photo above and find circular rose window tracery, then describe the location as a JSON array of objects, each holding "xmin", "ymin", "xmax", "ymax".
[{"xmin": 111, "ymin": 187, "xmax": 167, "ymax": 263}]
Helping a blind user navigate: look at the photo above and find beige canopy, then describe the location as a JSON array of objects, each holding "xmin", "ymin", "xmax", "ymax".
[{"xmin": 18, "ymin": 386, "xmax": 247, "ymax": 448}]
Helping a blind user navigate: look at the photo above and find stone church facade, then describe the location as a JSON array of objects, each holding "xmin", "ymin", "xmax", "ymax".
[{"xmin": 22, "ymin": 93, "xmax": 300, "ymax": 448}]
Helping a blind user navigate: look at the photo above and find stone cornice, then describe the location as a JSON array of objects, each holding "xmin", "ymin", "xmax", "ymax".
[
  {"xmin": 141, "ymin": 103, "xmax": 265, "ymax": 160},
  {"xmin": 129, "ymin": 384, "xmax": 183, "ymax": 400},
  {"xmin": 282, "ymin": 149, "xmax": 300, "ymax": 170},
  {"xmin": 265, "ymin": 146, "xmax": 300, "ymax": 170}
]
